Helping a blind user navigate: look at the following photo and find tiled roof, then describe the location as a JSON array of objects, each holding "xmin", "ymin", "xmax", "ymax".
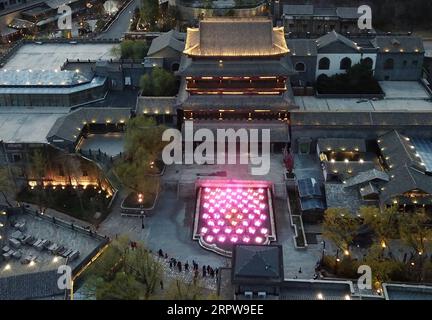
[
  {"xmin": 317, "ymin": 138, "xmax": 366, "ymax": 152},
  {"xmin": 184, "ymin": 18, "xmax": 289, "ymax": 57},
  {"xmin": 316, "ymin": 31, "xmax": 360, "ymax": 51},
  {"xmin": 232, "ymin": 245, "xmax": 283, "ymax": 281},
  {"xmin": 371, "ymin": 36, "xmax": 424, "ymax": 53},
  {"xmin": 47, "ymin": 107, "xmax": 130, "ymax": 143},
  {"xmin": 344, "ymin": 169, "xmax": 389, "ymax": 188},
  {"xmin": 147, "ymin": 30, "xmax": 185, "ymax": 56},
  {"xmin": 0, "ymin": 269, "xmax": 64, "ymax": 300},
  {"xmin": 287, "ymin": 39, "xmax": 318, "ymax": 56}
]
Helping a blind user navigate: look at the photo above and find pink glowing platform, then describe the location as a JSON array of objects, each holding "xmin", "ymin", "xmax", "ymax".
[{"xmin": 193, "ymin": 180, "xmax": 276, "ymax": 257}]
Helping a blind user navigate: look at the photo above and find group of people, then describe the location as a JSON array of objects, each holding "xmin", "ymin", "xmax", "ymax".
[{"xmin": 157, "ymin": 249, "xmax": 219, "ymax": 279}]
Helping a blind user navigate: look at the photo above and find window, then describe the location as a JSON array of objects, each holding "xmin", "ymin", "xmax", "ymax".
[
  {"xmin": 361, "ymin": 57, "xmax": 373, "ymax": 69},
  {"xmin": 412, "ymin": 60, "xmax": 419, "ymax": 67},
  {"xmin": 318, "ymin": 57, "xmax": 330, "ymax": 70},
  {"xmin": 384, "ymin": 58, "xmax": 394, "ymax": 70},
  {"xmin": 340, "ymin": 57, "xmax": 352, "ymax": 70},
  {"xmin": 403, "ymin": 60, "xmax": 408, "ymax": 67},
  {"xmin": 295, "ymin": 62, "xmax": 306, "ymax": 72}
]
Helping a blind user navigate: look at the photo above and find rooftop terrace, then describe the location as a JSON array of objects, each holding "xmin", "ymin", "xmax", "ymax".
[{"xmin": 3, "ymin": 43, "xmax": 118, "ymax": 71}]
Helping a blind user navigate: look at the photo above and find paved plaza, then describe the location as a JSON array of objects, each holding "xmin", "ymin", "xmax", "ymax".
[{"xmin": 98, "ymin": 187, "xmax": 321, "ymax": 280}]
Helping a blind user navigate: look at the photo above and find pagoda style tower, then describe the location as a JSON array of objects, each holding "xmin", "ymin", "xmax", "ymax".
[{"xmin": 176, "ymin": 17, "xmax": 298, "ymax": 120}]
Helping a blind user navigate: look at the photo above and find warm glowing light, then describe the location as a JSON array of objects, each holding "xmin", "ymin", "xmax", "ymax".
[{"xmin": 198, "ymin": 185, "xmax": 272, "ymax": 246}]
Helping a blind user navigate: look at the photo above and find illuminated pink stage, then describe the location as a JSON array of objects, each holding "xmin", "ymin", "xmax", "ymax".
[{"xmin": 193, "ymin": 180, "xmax": 276, "ymax": 257}]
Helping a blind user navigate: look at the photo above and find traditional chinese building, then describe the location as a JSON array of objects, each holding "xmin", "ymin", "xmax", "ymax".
[{"xmin": 176, "ymin": 17, "xmax": 298, "ymax": 122}]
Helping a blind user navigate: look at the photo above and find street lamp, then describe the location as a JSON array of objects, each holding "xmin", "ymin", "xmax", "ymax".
[{"xmin": 138, "ymin": 193, "xmax": 144, "ymax": 229}]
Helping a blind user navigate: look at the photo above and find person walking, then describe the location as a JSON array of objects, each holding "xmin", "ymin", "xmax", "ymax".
[
  {"xmin": 185, "ymin": 261, "xmax": 189, "ymax": 271},
  {"xmin": 160, "ymin": 280, "xmax": 164, "ymax": 290},
  {"xmin": 177, "ymin": 261, "xmax": 182, "ymax": 272},
  {"xmin": 202, "ymin": 265, "xmax": 206, "ymax": 277}
]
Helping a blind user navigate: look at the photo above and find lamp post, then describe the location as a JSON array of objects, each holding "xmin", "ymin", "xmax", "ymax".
[{"xmin": 138, "ymin": 193, "xmax": 144, "ymax": 229}]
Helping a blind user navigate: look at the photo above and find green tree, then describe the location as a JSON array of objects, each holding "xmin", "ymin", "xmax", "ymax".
[
  {"xmin": 82, "ymin": 236, "xmax": 165, "ymax": 300},
  {"xmin": 399, "ymin": 212, "xmax": 432, "ymax": 256},
  {"xmin": 399, "ymin": 212, "xmax": 432, "ymax": 281},
  {"xmin": 115, "ymin": 117, "xmax": 166, "ymax": 195},
  {"xmin": 96, "ymin": 272, "xmax": 142, "ymax": 300},
  {"xmin": 140, "ymin": 0, "xmax": 160, "ymax": 29},
  {"xmin": 364, "ymin": 243, "xmax": 405, "ymax": 289},
  {"xmin": 360, "ymin": 206, "xmax": 400, "ymax": 249},
  {"xmin": 126, "ymin": 245, "xmax": 163, "ymax": 299},
  {"xmin": 140, "ymin": 67, "xmax": 177, "ymax": 96},
  {"xmin": 322, "ymin": 208, "xmax": 360, "ymax": 253},
  {"xmin": 164, "ymin": 279, "xmax": 207, "ymax": 300}
]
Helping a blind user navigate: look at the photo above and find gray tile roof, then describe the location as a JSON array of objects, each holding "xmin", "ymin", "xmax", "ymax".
[
  {"xmin": 232, "ymin": 245, "xmax": 283, "ymax": 281},
  {"xmin": 380, "ymin": 164, "xmax": 432, "ymax": 204},
  {"xmin": 324, "ymin": 160, "xmax": 378, "ymax": 180},
  {"xmin": 336, "ymin": 7, "xmax": 361, "ymax": 19},
  {"xmin": 317, "ymin": 138, "xmax": 366, "ymax": 152},
  {"xmin": 378, "ymin": 130, "xmax": 432, "ymax": 204},
  {"xmin": 377, "ymin": 130, "xmax": 423, "ymax": 171},
  {"xmin": 300, "ymin": 198, "xmax": 326, "ymax": 211},
  {"xmin": 325, "ymin": 182, "xmax": 365, "ymax": 213},
  {"xmin": 344, "ymin": 169, "xmax": 389, "ymax": 188},
  {"xmin": 47, "ymin": 107, "xmax": 130, "ymax": 143},
  {"xmin": 147, "ymin": 30, "xmax": 185, "ymax": 57},
  {"xmin": 0, "ymin": 269, "xmax": 64, "ymax": 300},
  {"xmin": 287, "ymin": 39, "xmax": 318, "ymax": 56},
  {"xmin": 359, "ymin": 182, "xmax": 379, "ymax": 197},
  {"xmin": 279, "ymin": 280, "xmax": 353, "ymax": 300},
  {"xmin": 371, "ymin": 36, "xmax": 424, "ymax": 53},
  {"xmin": 283, "ymin": 5, "xmax": 314, "ymax": 15},
  {"xmin": 316, "ymin": 31, "xmax": 359, "ymax": 51},
  {"xmin": 184, "ymin": 18, "xmax": 289, "ymax": 57},
  {"xmin": 313, "ymin": 7, "xmax": 337, "ymax": 16},
  {"xmin": 136, "ymin": 96, "xmax": 176, "ymax": 115}
]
